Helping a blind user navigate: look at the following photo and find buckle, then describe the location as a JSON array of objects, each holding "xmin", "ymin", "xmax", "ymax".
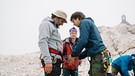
[
  {"xmin": 52, "ymin": 57, "xmax": 57, "ymax": 64},
  {"xmin": 101, "ymin": 49, "xmax": 108, "ymax": 54}
]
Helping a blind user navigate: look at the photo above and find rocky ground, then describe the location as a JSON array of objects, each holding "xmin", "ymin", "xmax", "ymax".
[
  {"xmin": 0, "ymin": 24, "xmax": 135, "ymax": 76},
  {"xmin": 0, "ymin": 53, "xmax": 43, "ymax": 76}
]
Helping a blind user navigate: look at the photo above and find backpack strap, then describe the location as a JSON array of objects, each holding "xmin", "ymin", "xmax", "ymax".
[
  {"xmin": 63, "ymin": 38, "xmax": 70, "ymax": 56},
  {"xmin": 62, "ymin": 38, "xmax": 71, "ymax": 63}
]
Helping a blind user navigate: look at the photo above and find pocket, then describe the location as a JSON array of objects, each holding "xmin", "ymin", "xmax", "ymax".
[
  {"xmin": 92, "ymin": 63, "xmax": 102, "ymax": 69},
  {"xmin": 92, "ymin": 63, "xmax": 105, "ymax": 73},
  {"xmin": 92, "ymin": 53, "xmax": 102, "ymax": 63}
]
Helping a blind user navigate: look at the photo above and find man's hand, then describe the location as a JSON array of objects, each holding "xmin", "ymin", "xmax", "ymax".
[
  {"xmin": 68, "ymin": 55, "xmax": 79, "ymax": 65},
  {"xmin": 43, "ymin": 63, "xmax": 53, "ymax": 74}
]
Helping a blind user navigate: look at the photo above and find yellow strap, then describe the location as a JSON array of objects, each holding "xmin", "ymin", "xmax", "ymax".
[{"xmin": 102, "ymin": 49, "xmax": 108, "ymax": 54}]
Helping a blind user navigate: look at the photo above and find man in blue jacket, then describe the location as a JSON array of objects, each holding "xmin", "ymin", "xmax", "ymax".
[
  {"xmin": 112, "ymin": 54, "xmax": 135, "ymax": 76},
  {"xmin": 68, "ymin": 11, "xmax": 111, "ymax": 76}
]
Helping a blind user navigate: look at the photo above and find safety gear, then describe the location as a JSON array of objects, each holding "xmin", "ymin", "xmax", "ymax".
[
  {"xmin": 101, "ymin": 49, "xmax": 111, "ymax": 72},
  {"xmin": 39, "ymin": 48, "xmax": 62, "ymax": 68},
  {"xmin": 52, "ymin": 10, "xmax": 67, "ymax": 23},
  {"xmin": 49, "ymin": 48, "xmax": 62, "ymax": 56}
]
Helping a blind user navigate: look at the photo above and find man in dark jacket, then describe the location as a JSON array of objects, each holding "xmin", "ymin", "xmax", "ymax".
[
  {"xmin": 111, "ymin": 54, "xmax": 135, "ymax": 76},
  {"xmin": 68, "ymin": 11, "xmax": 111, "ymax": 76}
]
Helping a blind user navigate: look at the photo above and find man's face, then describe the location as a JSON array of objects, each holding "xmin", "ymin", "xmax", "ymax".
[
  {"xmin": 57, "ymin": 18, "xmax": 65, "ymax": 26},
  {"xmin": 70, "ymin": 32, "xmax": 77, "ymax": 39},
  {"xmin": 71, "ymin": 18, "xmax": 80, "ymax": 27}
]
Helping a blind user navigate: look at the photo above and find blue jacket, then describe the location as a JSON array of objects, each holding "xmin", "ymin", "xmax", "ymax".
[
  {"xmin": 71, "ymin": 17, "xmax": 106, "ymax": 58},
  {"xmin": 112, "ymin": 55, "xmax": 135, "ymax": 76}
]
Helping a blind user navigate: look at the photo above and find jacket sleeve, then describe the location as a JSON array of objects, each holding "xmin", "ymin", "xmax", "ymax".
[
  {"xmin": 71, "ymin": 21, "xmax": 90, "ymax": 57},
  {"xmin": 121, "ymin": 61, "xmax": 130, "ymax": 76},
  {"xmin": 38, "ymin": 22, "xmax": 52, "ymax": 64},
  {"xmin": 79, "ymin": 50, "xmax": 88, "ymax": 59}
]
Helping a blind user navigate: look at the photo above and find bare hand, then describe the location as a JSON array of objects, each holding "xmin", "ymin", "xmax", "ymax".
[
  {"xmin": 68, "ymin": 55, "xmax": 74, "ymax": 65},
  {"xmin": 44, "ymin": 63, "xmax": 53, "ymax": 74},
  {"xmin": 68, "ymin": 55, "xmax": 79, "ymax": 65}
]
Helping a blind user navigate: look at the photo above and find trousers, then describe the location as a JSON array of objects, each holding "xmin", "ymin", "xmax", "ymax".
[
  {"xmin": 89, "ymin": 50, "xmax": 110, "ymax": 76},
  {"xmin": 63, "ymin": 68, "xmax": 78, "ymax": 76},
  {"xmin": 42, "ymin": 59, "xmax": 62, "ymax": 76}
]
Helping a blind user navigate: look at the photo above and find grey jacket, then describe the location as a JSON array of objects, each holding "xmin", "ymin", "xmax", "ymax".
[{"xmin": 38, "ymin": 17, "xmax": 62, "ymax": 64}]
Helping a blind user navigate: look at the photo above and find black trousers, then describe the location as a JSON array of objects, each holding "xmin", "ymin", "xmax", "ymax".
[
  {"xmin": 42, "ymin": 59, "xmax": 62, "ymax": 76},
  {"xmin": 107, "ymin": 73, "xmax": 112, "ymax": 76}
]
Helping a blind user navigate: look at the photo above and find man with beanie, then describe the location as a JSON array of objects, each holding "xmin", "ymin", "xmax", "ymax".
[
  {"xmin": 111, "ymin": 54, "xmax": 135, "ymax": 76},
  {"xmin": 38, "ymin": 10, "xmax": 67, "ymax": 76},
  {"xmin": 68, "ymin": 11, "xmax": 111, "ymax": 76},
  {"xmin": 62, "ymin": 27, "xmax": 81, "ymax": 76}
]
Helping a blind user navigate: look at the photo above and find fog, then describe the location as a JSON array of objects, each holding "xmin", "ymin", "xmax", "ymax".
[{"xmin": 0, "ymin": 0, "xmax": 135, "ymax": 55}]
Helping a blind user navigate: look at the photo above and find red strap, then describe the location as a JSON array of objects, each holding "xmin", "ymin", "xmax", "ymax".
[
  {"xmin": 39, "ymin": 48, "xmax": 59, "ymax": 59},
  {"xmin": 49, "ymin": 48, "xmax": 59, "ymax": 55}
]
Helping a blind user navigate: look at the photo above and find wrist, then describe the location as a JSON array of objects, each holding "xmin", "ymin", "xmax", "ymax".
[{"xmin": 71, "ymin": 54, "xmax": 75, "ymax": 57}]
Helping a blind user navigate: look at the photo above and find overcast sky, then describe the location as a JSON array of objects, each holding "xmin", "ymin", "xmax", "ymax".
[{"xmin": 0, "ymin": 0, "xmax": 135, "ymax": 55}]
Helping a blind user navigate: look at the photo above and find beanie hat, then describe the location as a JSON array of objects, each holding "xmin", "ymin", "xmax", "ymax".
[
  {"xmin": 69, "ymin": 27, "xmax": 77, "ymax": 34},
  {"xmin": 131, "ymin": 54, "xmax": 135, "ymax": 61}
]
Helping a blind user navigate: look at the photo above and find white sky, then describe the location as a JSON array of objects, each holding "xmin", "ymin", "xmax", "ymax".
[{"xmin": 0, "ymin": 0, "xmax": 135, "ymax": 55}]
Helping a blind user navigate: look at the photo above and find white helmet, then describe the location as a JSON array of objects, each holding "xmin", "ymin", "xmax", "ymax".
[{"xmin": 52, "ymin": 10, "xmax": 67, "ymax": 23}]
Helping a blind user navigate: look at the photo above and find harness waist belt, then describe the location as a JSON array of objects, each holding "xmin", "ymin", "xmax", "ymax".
[{"xmin": 49, "ymin": 48, "xmax": 62, "ymax": 56}]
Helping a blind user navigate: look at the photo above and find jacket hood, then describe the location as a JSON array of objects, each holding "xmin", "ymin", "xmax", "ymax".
[
  {"xmin": 42, "ymin": 17, "xmax": 58, "ymax": 28},
  {"xmin": 42, "ymin": 16, "xmax": 54, "ymax": 22},
  {"xmin": 85, "ymin": 17, "xmax": 94, "ymax": 23}
]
